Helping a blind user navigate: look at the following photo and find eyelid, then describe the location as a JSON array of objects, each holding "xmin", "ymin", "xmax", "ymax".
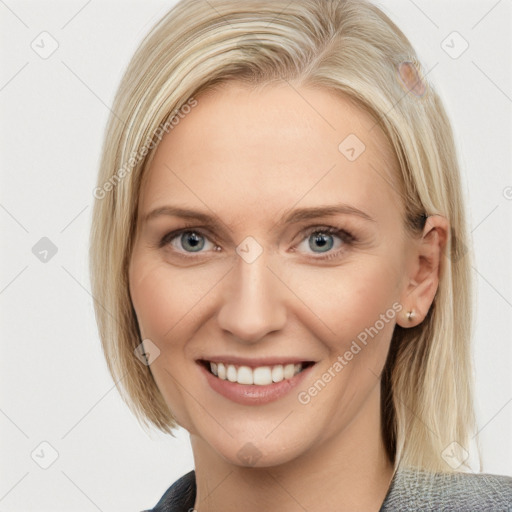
[
  {"xmin": 291, "ymin": 225, "xmax": 355, "ymax": 261},
  {"xmin": 159, "ymin": 226, "xmax": 218, "ymax": 251},
  {"xmin": 296, "ymin": 224, "xmax": 354, "ymax": 242},
  {"xmin": 159, "ymin": 223, "xmax": 357, "ymax": 261}
]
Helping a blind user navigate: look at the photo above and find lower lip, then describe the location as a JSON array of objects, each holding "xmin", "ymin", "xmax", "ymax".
[{"xmin": 198, "ymin": 362, "xmax": 315, "ymax": 405}]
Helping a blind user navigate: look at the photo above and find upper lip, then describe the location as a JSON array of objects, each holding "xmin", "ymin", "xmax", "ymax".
[{"xmin": 197, "ymin": 356, "xmax": 316, "ymax": 368}]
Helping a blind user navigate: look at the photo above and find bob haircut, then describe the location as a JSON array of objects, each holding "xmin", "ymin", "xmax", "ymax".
[{"xmin": 89, "ymin": 0, "xmax": 478, "ymax": 473}]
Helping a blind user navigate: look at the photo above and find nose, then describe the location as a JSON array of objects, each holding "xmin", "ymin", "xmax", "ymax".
[{"xmin": 216, "ymin": 250, "xmax": 287, "ymax": 344}]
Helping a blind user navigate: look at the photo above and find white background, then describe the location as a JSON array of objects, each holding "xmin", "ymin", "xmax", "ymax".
[{"xmin": 0, "ymin": 0, "xmax": 511, "ymax": 510}]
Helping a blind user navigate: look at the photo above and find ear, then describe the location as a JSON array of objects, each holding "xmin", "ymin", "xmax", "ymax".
[{"xmin": 396, "ymin": 214, "xmax": 449, "ymax": 328}]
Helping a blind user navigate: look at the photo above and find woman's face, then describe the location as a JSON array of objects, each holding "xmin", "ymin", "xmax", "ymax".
[{"xmin": 129, "ymin": 82, "xmax": 418, "ymax": 467}]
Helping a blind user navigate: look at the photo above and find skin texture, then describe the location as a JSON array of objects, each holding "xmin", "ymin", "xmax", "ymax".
[{"xmin": 129, "ymin": 81, "xmax": 448, "ymax": 512}]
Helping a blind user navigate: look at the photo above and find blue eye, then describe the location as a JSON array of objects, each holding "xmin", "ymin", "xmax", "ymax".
[
  {"xmin": 295, "ymin": 226, "xmax": 353, "ymax": 260},
  {"xmin": 308, "ymin": 231, "xmax": 335, "ymax": 252},
  {"xmin": 178, "ymin": 231, "xmax": 206, "ymax": 252},
  {"xmin": 159, "ymin": 225, "xmax": 355, "ymax": 261},
  {"xmin": 160, "ymin": 230, "xmax": 216, "ymax": 254}
]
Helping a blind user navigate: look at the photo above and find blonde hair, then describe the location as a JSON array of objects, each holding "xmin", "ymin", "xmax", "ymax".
[{"xmin": 89, "ymin": 0, "xmax": 478, "ymax": 473}]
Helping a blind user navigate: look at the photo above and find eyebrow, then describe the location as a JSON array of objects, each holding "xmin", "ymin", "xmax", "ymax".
[{"xmin": 143, "ymin": 203, "xmax": 376, "ymax": 225}]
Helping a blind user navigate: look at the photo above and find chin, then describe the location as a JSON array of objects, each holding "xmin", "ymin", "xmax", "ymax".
[{"xmin": 199, "ymin": 428, "xmax": 309, "ymax": 469}]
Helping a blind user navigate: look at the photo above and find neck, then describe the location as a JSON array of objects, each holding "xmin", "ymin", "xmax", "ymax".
[{"xmin": 190, "ymin": 385, "xmax": 395, "ymax": 512}]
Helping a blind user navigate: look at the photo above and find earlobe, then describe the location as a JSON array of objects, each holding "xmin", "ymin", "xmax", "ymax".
[
  {"xmin": 397, "ymin": 215, "xmax": 449, "ymax": 328},
  {"xmin": 397, "ymin": 276, "xmax": 438, "ymax": 327}
]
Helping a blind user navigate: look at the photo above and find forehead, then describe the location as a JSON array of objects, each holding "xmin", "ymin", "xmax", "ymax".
[{"xmin": 137, "ymin": 81, "xmax": 402, "ymax": 227}]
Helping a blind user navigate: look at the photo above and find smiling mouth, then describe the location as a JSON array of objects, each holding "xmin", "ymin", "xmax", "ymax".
[{"xmin": 198, "ymin": 360, "xmax": 316, "ymax": 386}]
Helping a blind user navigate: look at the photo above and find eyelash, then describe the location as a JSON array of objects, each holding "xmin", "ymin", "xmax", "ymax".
[{"xmin": 158, "ymin": 225, "xmax": 356, "ymax": 262}]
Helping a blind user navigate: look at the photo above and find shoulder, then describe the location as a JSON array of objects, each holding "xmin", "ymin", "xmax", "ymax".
[
  {"xmin": 142, "ymin": 467, "xmax": 512, "ymax": 511},
  {"xmin": 141, "ymin": 470, "xmax": 196, "ymax": 512},
  {"xmin": 381, "ymin": 467, "xmax": 512, "ymax": 511}
]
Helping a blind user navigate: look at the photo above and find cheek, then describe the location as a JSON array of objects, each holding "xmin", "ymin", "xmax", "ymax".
[
  {"xmin": 130, "ymin": 255, "xmax": 192, "ymax": 338},
  {"xmin": 286, "ymin": 259, "xmax": 400, "ymax": 356},
  {"xmin": 291, "ymin": 261, "xmax": 401, "ymax": 418},
  {"xmin": 128, "ymin": 253, "xmax": 228, "ymax": 346},
  {"xmin": 345, "ymin": 266, "xmax": 399, "ymax": 326},
  {"xmin": 129, "ymin": 258, "xmax": 174, "ymax": 340},
  {"xmin": 128, "ymin": 254, "xmax": 207, "ymax": 430}
]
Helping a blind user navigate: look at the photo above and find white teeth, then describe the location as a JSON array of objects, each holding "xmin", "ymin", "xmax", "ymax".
[
  {"xmin": 253, "ymin": 366, "xmax": 272, "ymax": 385},
  {"xmin": 284, "ymin": 363, "xmax": 295, "ymax": 379},
  {"xmin": 217, "ymin": 363, "xmax": 226, "ymax": 380},
  {"xmin": 208, "ymin": 361, "xmax": 305, "ymax": 385},
  {"xmin": 226, "ymin": 365, "xmax": 237, "ymax": 382},
  {"xmin": 271, "ymin": 365, "xmax": 284, "ymax": 382},
  {"xmin": 237, "ymin": 366, "xmax": 253, "ymax": 385}
]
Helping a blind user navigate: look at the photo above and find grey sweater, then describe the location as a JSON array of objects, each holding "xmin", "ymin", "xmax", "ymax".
[{"xmin": 142, "ymin": 467, "xmax": 512, "ymax": 511}]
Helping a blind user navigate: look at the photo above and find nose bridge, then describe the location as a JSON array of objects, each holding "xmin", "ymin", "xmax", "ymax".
[{"xmin": 217, "ymin": 246, "xmax": 287, "ymax": 343}]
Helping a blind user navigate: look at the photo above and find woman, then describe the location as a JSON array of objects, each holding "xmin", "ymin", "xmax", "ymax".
[{"xmin": 89, "ymin": 0, "xmax": 512, "ymax": 510}]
